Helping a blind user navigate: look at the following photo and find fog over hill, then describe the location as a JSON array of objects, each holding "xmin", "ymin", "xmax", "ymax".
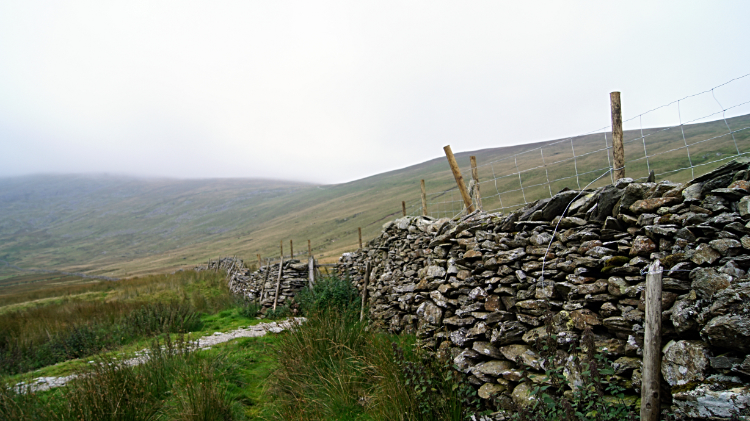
[{"xmin": 1, "ymin": 113, "xmax": 749, "ymax": 278}]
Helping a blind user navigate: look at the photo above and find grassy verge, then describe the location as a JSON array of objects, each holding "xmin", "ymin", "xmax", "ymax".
[
  {"xmin": 0, "ymin": 270, "xmax": 238, "ymax": 376},
  {"xmin": 1, "ymin": 273, "xmax": 486, "ymax": 420},
  {"xmin": 266, "ymin": 276, "xmax": 483, "ymax": 421}
]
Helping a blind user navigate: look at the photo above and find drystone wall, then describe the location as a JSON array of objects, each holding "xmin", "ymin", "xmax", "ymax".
[
  {"xmin": 337, "ymin": 158, "xmax": 750, "ymax": 420},
  {"xmin": 218, "ymin": 258, "xmax": 312, "ymax": 310}
]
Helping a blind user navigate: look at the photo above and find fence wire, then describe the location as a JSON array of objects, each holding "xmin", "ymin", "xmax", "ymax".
[{"xmin": 415, "ymin": 73, "xmax": 750, "ymax": 218}]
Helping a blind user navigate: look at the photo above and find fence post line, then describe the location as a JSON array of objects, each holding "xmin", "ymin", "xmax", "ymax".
[
  {"xmin": 358, "ymin": 227, "xmax": 363, "ymax": 249},
  {"xmin": 257, "ymin": 254, "xmax": 262, "ymax": 271},
  {"xmin": 402, "ymin": 201, "xmax": 406, "ymax": 216},
  {"xmin": 470, "ymin": 155, "xmax": 483, "ymax": 211},
  {"xmin": 280, "ymin": 240, "xmax": 283, "ymax": 259},
  {"xmin": 308, "ymin": 239, "xmax": 312, "ymax": 258},
  {"xmin": 641, "ymin": 260, "xmax": 663, "ymax": 421},
  {"xmin": 360, "ymin": 261, "xmax": 371, "ymax": 322},
  {"xmin": 420, "ymin": 179, "xmax": 428, "ymax": 216},
  {"xmin": 290, "ymin": 240, "xmax": 293, "ymax": 259},
  {"xmin": 610, "ymin": 91, "xmax": 625, "ymax": 181},
  {"xmin": 443, "ymin": 145, "xmax": 475, "ymax": 213}
]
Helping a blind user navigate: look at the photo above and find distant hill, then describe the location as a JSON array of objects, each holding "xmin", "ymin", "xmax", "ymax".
[{"xmin": 1, "ymin": 113, "xmax": 748, "ymax": 277}]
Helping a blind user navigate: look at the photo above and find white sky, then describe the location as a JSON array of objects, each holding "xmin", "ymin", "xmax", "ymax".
[{"xmin": 1, "ymin": 1, "xmax": 749, "ymax": 184}]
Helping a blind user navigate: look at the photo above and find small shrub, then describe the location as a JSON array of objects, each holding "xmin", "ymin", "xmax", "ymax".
[
  {"xmin": 264, "ymin": 306, "xmax": 291, "ymax": 320},
  {"xmin": 238, "ymin": 300, "xmax": 261, "ymax": 319},
  {"xmin": 294, "ymin": 275, "xmax": 361, "ymax": 315}
]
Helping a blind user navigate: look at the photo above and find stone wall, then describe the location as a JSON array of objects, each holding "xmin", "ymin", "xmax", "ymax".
[
  {"xmin": 208, "ymin": 257, "xmax": 312, "ymax": 310},
  {"xmin": 336, "ymin": 158, "xmax": 750, "ymax": 420}
]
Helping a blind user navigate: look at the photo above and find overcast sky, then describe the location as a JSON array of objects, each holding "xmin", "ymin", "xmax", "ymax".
[{"xmin": 1, "ymin": 1, "xmax": 749, "ymax": 184}]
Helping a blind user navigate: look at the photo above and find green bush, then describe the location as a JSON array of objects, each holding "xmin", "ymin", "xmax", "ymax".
[
  {"xmin": 294, "ymin": 275, "xmax": 361, "ymax": 316},
  {"xmin": 237, "ymin": 300, "xmax": 261, "ymax": 319},
  {"xmin": 264, "ymin": 305, "xmax": 291, "ymax": 320}
]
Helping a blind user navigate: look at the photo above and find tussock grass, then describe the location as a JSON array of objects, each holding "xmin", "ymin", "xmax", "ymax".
[
  {"xmin": 268, "ymin": 276, "xmax": 482, "ymax": 421},
  {"xmin": 1, "ymin": 335, "xmax": 242, "ymax": 421},
  {"xmin": 0, "ymin": 270, "xmax": 234, "ymax": 376}
]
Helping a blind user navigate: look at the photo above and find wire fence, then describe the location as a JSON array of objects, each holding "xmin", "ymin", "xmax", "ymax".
[
  {"xmin": 405, "ymin": 73, "xmax": 750, "ymax": 219},
  {"xmin": 249, "ymin": 73, "xmax": 750, "ymax": 265}
]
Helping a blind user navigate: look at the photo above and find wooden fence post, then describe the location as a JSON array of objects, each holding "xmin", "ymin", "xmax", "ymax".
[
  {"xmin": 280, "ymin": 240, "xmax": 283, "ymax": 259},
  {"xmin": 257, "ymin": 254, "xmax": 262, "ymax": 271},
  {"xmin": 470, "ymin": 155, "xmax": 483, "ymax": 211},
  {"xmin": 443, "ymin": 145, "xmax": 475, "ymax": 213},
  {"xmin": 641, "ymin": 259, "xmax": 663, "ymax": 421},
  {"xmin": 360, "ymin": 261, "xmax": 371, "ymax": 322},
  {"xmin": 401, "ymin": 201, "xmax": 406, "ymax": 216},
  {"xmin": 273, "ymin": 255, "xmax": 284, "ymax": 311},
  {"xmin": 610, "ymin": 91, "xmax": 625, "ymax": 181},
  {"xmin": 290, "ymin": 240, "xmax": 293, "ymax": 259},
  {"xmin": 421, "ymin": 179, "xmax": 428, "ymax": 216},
  {"xmin": 259, "ymin": 258, "xmax": 271, "ymax": 304},
  {"xmin": 308, "ymin": 239, "xmax": 312, "ymax": 257},
  {"xmin": 308, "ymin": 256, "xmax": 315, "ymax": 288},
  {"xmin": 358, "ymin": 227, "xmax": 363, "ymax": 249}
]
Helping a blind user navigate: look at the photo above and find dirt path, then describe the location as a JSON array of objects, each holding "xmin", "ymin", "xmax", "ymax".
[{"xmin": 17, "ymin": 318, "xmax": 304, "ymax": 392}]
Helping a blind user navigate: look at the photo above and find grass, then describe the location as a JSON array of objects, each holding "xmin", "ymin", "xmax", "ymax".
[
  {"xmin": 0, "ymin": 270, "xmax": 238, "ymax": 376},
  {"xmin": 266, "ymin": 276, "xmax": 483, "ymax": 421},
  {"xmin": 0, "ymin": 274, "xmax": 487, "ymax": 420}
]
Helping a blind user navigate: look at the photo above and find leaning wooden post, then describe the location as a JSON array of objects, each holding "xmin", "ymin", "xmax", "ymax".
[
  {"xmin": 470, "ymin": 155, "xmax": 483, "ymax": 210},
  {"xmin": 360, "ymin": 261, "xmax": 371, "ymax": 322},
  {"xmin": 259, "ymin": 258, "xmax": 271, "ymax": 303},
  {"xmin": 401, "ymin": 201, "xmax": 406, "ymax": 216},
  {"xmin": 641, "ymin": 259, "xmax": 663, "ymax": 421},
  {"xmin": 272, "ymin": 255, "xmax": 284, "ymax": 311},
  {"xmin": 420, "ymin": 179, "xmax": 428, "ymax": 216},
  {"xmin": 610, "ymin": 91, "xmax": 625, "ymax": 181},
  {"xmin": 280, "ymin": 240, "xmax": 283, "ymax": 258},
  {"xmin": 290, "ymin": 240, "xmax": 293, "ymax": 258},
  {"xmin": 444, "ymin": 145, "xmax": 474, "ymax": 212},
  {"xmin": 308, "ymin": 239, "xmax": 312, "ymax": 258},
  {"xmin": 358, "ymin": 227, "xmax": 363, "ymax": 249}
]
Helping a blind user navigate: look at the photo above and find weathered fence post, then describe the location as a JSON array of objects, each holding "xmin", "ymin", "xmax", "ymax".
[
  {"xmin": 443, "ymin": 145, "xmax": 474, "ymax": 213},
  {"xmin": 308, "ymin": 255, "xmax": 315, "ymax": 289},
  {"xmin": 470, "ymin": 155, "xmax": 483, "ymax": 210},
  {"xmin": 610, "ymin": 91, "xmax": 625, "ymax": 181},
  {"xmin": 257, "ymin": 254, "xmax": 262, "ymax": 271},
  {"xmin": 360, "ymin": 261, "xmax": 371, "ymax": 322},
  {"xmin": 280, "ymin": 240, "xmax": 283, "ymax": 258},
  {"xmin": 259, "ymin": 258, "xmax": 270, "ymax": 303},
  {"xmin": 420, "ymin": 179, "xmax": 428, "ymax": 216},
  {"xmin": 272, "ymin": 255, "xmax": 284, "ymax": 311},
  {"xmin": 641, "ymin": 259, "xmax": 663, "ymax": 421},
  {"xmin": 401, "ymin": 201, "xmax": 406, "ymax": 216},
  {"xmin": 358, "ymin": 227, "xmax": 363, "ymax": 249},
  {"xmin": 308, "ymin": 239, "xmax": 312, "ymax": 258}
]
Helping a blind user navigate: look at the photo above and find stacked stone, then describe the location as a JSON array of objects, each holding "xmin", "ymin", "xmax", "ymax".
[
  {"xmin": 337, "ymin": 157, "xmax": 750, "ymax": 419},
  {"xmin": 227, "ymin": 259, "xmax": 311, "ymax": 310}
]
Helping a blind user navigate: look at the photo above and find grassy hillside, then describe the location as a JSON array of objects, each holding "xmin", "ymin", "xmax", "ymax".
[{"xmin": 1, "ymin": 114, "xmax": 748, "ymax": 279}]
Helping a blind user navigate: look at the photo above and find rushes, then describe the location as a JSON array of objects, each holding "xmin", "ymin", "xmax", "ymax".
[
  {"xmin": 0, "ymin": 270, "xmax": 231, "ymax": 376},
  {"xmin": 269, "ymin": 276, "xmax": 480, "ymax": 421},
  {"xmin": 0, "ymin": 335, "xmax": 239, "ymax": 421}
]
